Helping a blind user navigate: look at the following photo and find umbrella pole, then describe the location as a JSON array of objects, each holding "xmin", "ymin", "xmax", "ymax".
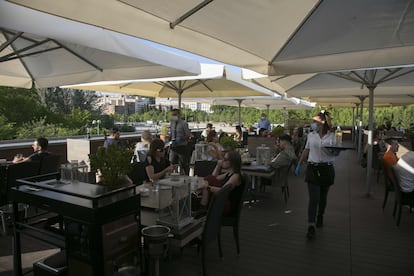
[
  {"xmin": 352, "ymin": 106, "xmax": 355, "ymax": 142},
  {"xmin": 354, "ymin": 103, "xmax": 360, "ymax": 144},
  {"xmin": 357, "ymin": 96, "xmax": 365, "ymax": 159},
  {"xmin": 236, "ymin": 99, "xmax": 242, "ymax": 126},
  {"xmin": 177, "ymin": 89, "xmax": 183, "ymax": 110},
  {"xmin": 366, "ymin": 85, "xmax": 376, "ymax": 196}
]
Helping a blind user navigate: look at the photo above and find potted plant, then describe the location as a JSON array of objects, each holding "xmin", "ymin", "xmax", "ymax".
[
  {"xmin": 89, "ymin": 143, "xmax": 134, "ymax": 187},
  {"xmin": 219, "ymin": 135, "xmax": 240, "ymax": 151}
]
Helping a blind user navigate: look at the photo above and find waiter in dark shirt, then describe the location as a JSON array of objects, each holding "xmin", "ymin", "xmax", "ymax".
[{"xmin": 169, "ymin": 109, "xmax": 191, "ymax": 175}]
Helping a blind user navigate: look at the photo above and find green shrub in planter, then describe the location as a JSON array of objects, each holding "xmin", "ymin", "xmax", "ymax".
[{"xmin": 89, "ymin": 143, "xmax": 134, "ymax": 186}]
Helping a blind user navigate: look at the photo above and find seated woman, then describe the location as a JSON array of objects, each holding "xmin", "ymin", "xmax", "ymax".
[
  {"xmin": 234, "ymin": 125, "xmax": 243, "ymax": 145},
  {"xmin": 144, "ymin": 139, "xmax": 175, "ymax": 182},
  {"xmin": 199, "ymin": 150, "xmax": 243, "ymax": 216},
  {"xmin": 206, "ymin": 130, "xmax": 224, "ymax": 160},
  {"xmin": 134, "ymin": 130, "xmax": 152, "ymax": 163}
]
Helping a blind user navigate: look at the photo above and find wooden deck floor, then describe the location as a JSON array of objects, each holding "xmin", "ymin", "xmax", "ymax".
[
  {"xmin": 160, "ymin": 149, "xmax": 414, "ymax": 276},
  {"xmin": 1, "ymin": 149, "xmax": 413, "ymax": 276}
]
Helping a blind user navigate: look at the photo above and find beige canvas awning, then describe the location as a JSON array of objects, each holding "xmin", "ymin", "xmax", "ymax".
[
  {"xmin": 8, "ymin": 0, "xmax": 414, "ymax": 76},
  {"xmin": 65, "ymin": 64, "xmax": 275, "ymax": 108},
  {"xmin": 0, "ymin": 1, "xmax": 200, "ymax": 88}
]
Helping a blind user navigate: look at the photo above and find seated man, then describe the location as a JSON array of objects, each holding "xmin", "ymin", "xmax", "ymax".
[
  {"xmin": 394, "ymin": 151, "xmax": 414, "ymax": 196},
  {"xmin": 201, "ymin": 123, "xmax": 213, "ymax": 141},
  {"xmin": 382, "ymin": 138, "xmax": 399, "ymax": 180},
  {"xmin": 13, "ymin": 137, "xmax": 50, "ymax": 163},
  {"xmin": 258, "ymin": 127, "xmax": 269, "ymax": 137},
  {"xmin": 271, "ymin": 134, "xmax": 296, "ymax": 168},
  {"xmin": 103, "ymin": 127, "xmax": 122, "ymax": 148}
]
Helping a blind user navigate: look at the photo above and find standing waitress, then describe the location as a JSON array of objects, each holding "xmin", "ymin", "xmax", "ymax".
[{"xmin": 296, "ymin": 111, "xmax": 338, "ymax": 240}]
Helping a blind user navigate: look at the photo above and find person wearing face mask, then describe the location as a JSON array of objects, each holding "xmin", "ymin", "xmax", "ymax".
[
  {"xmin": 169, "ymin": 108, "xmax": 192, "ymax": 175},
  {"xmin": 296, "ymin": 111, "xmax": 339, "ymax": 240},
  {"xmin": 257, "ymin": 113, "xmax": 271, "ymax": 134}
]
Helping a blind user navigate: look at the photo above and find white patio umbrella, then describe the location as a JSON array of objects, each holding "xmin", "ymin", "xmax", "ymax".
[
  {"xmin": 183, "ymin": 95, "xmax": 314, "ymax": 126},
  {"xmin": 0, "ymin": 1, "xmax": 200, "ymax": 88},
  {"xmin": 9, "ymin": 0, "xmax": 414, "ymax": 76},
  {"xmin": 308, "ymin": 95, "xmax": 414, "ymax": 108},
  {"xmin": 65, "ymin": 64, "xmax": 275, "ymax": 109}
]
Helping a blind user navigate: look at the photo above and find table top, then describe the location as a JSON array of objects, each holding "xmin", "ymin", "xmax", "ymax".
[{"xmin": 242, "ymin": 163, "xmax": 273, "ymax": 172}]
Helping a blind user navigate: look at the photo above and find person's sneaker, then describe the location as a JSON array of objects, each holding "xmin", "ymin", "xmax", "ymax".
[
  {"xmin": 316, "ymin": 215, "xmax": 324, "ymax": 228},
  {"xmin": 306, "ymin": 225, "xmax": 316, "ymax": 240}
]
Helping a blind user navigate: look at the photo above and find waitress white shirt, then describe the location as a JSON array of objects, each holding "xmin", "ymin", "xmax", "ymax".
[
  {"xmin": 305, "ymin": 131, "xmax": 336, "ymax": 163},
  {"xmin": 395, "ymin": 151, "xmax": 414, "ymax": 192}
]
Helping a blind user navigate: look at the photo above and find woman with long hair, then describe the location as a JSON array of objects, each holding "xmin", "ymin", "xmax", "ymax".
[
  {"xmin": 296, "ymin": 111, "xmax": 339, "ymax": 240},
  {"xmin": 144, "ymin": 139, "xmax": 174, "ymax": 181},
  {"xmin": 199, "ymin": 150, "xmax": 243, "ymax": 216}
]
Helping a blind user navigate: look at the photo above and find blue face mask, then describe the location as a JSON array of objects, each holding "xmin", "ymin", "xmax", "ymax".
[{"xmin": 311, "ymin": 122, "xmax": 319, "ymax": 132}]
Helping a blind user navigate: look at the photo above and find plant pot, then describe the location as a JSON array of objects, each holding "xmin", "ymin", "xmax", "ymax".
[{"xmin": 98, "ymin": 174, "xmax": 133, "ymax": 188}]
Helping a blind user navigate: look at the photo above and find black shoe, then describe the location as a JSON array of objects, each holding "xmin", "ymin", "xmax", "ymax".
[
  {"xmin": 316, "ymin": 215, "xmax": 323, "ymax": 228},
  {"xmin": 306, "ymin": 226, "xmax": 315, "ymax": 240}
]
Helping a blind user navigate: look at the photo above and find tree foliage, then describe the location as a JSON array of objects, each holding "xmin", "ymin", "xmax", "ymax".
[{"xmin": 1, "ymin": 84, "xmax": 414, "ymax": 141}]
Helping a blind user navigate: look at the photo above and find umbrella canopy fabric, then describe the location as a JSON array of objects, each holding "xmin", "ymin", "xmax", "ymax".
[
  {"xmin": 65, "ymin": 64, "xmax": 275, "ymax": 107},
  {"xmin": 244, "ymin": 68, "xmax": 414, "ymax": 106},
  {"xmin": 9, "ymin": 0, "xmax": 414, "ymax": 76},
  {"xmin": 0, "ymin": 1, "xmax": 201, "ymax": 88},
  {"xmin": 206, "ymin": 96, "xmax": 315, "ymax": 111},
  {"xmin": 308, "ymin": 95, "xmax": 414, "ymax": 108},
  {"xmin": 183, "ymin": 95, "xmax": 314, "ymax": 126}
]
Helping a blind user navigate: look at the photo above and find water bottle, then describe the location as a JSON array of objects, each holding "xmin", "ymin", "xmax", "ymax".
[{"xmin": 335, "ymin": 126, "xmax": 343, "ymax": 145}]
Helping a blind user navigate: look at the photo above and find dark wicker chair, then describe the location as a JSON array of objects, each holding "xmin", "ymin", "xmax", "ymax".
[
  {"xmin": 389, "ymin": 166, "xmax": 413, "ymax": 226},
  {"xmin": 218, "ymin": 174, "xmax": 249, "ymax": 258},
  {"xmin": 200, "ymin": 184, "xmax": 232, "ymax": 276}
]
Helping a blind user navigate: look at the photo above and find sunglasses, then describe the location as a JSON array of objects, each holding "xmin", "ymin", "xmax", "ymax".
[
  {"xmin": 223, "ymin": 158, "xmax": 229, "ymax": 161},
  {"xmin": 156, "ymin": 148, "xmax": 165, "ymax": 152}
]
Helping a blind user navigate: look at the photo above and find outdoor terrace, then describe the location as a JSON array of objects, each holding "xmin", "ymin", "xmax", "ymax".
[{"xmin": 1, "ymin": 148, "xmax": 413, "ymax": 276}]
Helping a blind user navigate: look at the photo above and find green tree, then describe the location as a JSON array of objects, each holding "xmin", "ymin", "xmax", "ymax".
[
  {"xmin": 15, "ymin": 117, "xmax": 76, "ymax": 139},
  {"xmin": 0, "ymin": 115, "xmax": 15, "ymax": 140}
]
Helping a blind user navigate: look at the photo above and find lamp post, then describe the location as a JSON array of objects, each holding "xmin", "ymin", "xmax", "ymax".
[
  {"xmin": 92, "ymin": 119, "xmax": 101, "ymax": 135},
  {"xmin": 85, "ymin": 124, "xmax": 91, "ymax": 139}
]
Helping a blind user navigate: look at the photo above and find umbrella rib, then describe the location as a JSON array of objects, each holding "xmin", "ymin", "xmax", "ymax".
[
  {"xmin": 186, "ymin": 79, "xmax": 208, "ymax": 91},
  {"xmin": 375, "ymin": 67, "xmax": 414, "ymax": 84},
  {"xmin": 286, "ymin": 74, "xmax": 320, "ymax": 92},
  {"xmin": 270, "ymin": 75, "xmax": 290, "ymax": 82},
  {"xmin": 170, "ymin": 0, "xmax": 214, "ymax": 29},
  {"xmin": 269, "ymin": 0, "xmax": 323, "ymax": 65},
  {"xmin": 163, "ymin": 81, "xmax": 179, "ymax": 91},
  {"xmin": 0, "ymin": 37, "xmax": 52, "ymax": 62},
  {"xmin": 0, "ymin": 31, "xmax": 23, "ymax": 53},
  {"xmin": 1, "ymin": 32, "xmax": 36, "ymax": 85},
  {"xmin": 52, "ymin": 39, "xmax": 103, "ymax": 72},
  {"xmin": 1, "ymin": 46, "xmax": 62, "ymax": 63},
  {"xmin": 328, "ymin": 72, "xmax": 365, "ymax": 86}
]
